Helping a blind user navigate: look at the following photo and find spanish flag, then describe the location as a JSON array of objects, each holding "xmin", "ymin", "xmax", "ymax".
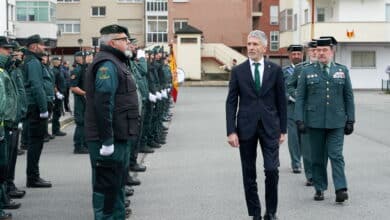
[{"xmin": 169, "ymin": 44, "xmax": 179, "ymax": 103}]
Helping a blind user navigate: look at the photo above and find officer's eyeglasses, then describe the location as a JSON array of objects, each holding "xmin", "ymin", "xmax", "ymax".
[{"xmin": 112, "ymin": 37, "xmax": 130, "ymax": 42}]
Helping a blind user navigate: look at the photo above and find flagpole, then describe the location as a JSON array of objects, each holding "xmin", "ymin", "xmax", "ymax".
[{"xmin": 311, "ymin": 0, "xmax": 315, "ymax": 40}]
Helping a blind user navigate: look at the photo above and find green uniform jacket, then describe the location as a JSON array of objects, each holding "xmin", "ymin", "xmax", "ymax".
[
  {"xmin": 131, "ymin": 59, "xmax": 149, "ymax": 102},
  {"xmin": 0, "ymin": 54, "xmax": 17, "ymax": 123},
  {"xmin": 70, "ymin": 64, "xmax": 85, "ymax": 90},
  {"xmin": 287, "ymin": 61, "xmax": 310, "ymax": 101},
  {"xmin": 52, "ymin": 65, "xmax": 67, "ymax": 94},
  {"xmin": 10, "ymin": 64, "xmax": 27, "ymax": 122},
  {"xmin": 23, "ymin": 51, "xmax": 48, "ymax": 113},
  {"xmin": 146, "ymin": 60, "xmax": 159, "ymax": 94},
  {"xmin": 44, "ymin": 65, "xmax": 55, "ymax": 102},
  {"xmin": 162, "ymin": 64, "xmax": 172, "ymax": 88},
  {"xmin": 294, "ymin": 62, "xmax": 355, "ymax": 129}
]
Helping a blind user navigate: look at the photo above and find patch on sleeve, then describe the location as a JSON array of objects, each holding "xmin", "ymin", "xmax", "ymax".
[{"xmin": 98, "ymin": 67, "xmax": 110, "ymax": 80}]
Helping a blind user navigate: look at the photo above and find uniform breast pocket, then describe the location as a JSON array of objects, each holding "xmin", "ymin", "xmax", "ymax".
[{"xmin": 307, "ymin": 78, "xmax": 320, "ymax": 94}]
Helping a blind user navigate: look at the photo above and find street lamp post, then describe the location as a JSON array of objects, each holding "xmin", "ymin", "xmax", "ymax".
[{"xmin": 77, "ymin": 38, "xmax": 83, "ymax": 51}]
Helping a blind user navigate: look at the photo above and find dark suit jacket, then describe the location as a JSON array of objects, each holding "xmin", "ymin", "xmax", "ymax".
[{"xmin": 226, "ymin": 59, "xmax": 287, "ymax": 141}]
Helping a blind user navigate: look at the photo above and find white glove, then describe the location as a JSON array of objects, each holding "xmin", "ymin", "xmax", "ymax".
[
  {"xmin": 56, "ymin": 92, "xmax": 64, "ymax": 100},
  {"xmin": 40, "ymin": 111, "xmax": 49, "ymax": 119},
  {"xmin": 137, "ymin": 50, "xmax": 145, "ymax": 59},
  {"xmin": 167, "ymin": 88, "xmax": 171, "ymax": 93},
  {"xmin": 161, "ymin": 89, "xmax": 168, "ymax": 99},
  {"xmin": 288, "ymin": 96, "xmax": 296, "ymax": 102},
  {"xmin": 156, "ymin": 92, "xmax": 162, "ymax": 100},
  {"xmin": 18, "ymin": 123, "xmax": 23, "ymax": 131},
  {"xmin": 100, "ymin": 144, "xmax": 114, "ymax": 156},
  {"xmin": 149, "ymin": 93, "xmax": 157, "ymax": 103}
]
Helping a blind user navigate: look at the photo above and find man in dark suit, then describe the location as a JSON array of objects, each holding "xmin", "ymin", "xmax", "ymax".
[{"xmin": 226, "ymin": 30, "xmax": 287, "ymax": 220}]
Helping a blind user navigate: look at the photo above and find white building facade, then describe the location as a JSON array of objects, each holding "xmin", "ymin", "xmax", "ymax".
[
  {"xmin": 14, "ymin": 0, "xmax": 58, "ymax": 46},
  {"xmin": 0, "ymin": 0, "xmax": 16, "ymax": 38},
  {"xmin": 280, "ymin": 0, "xmax": 390, "ymax": 89}
]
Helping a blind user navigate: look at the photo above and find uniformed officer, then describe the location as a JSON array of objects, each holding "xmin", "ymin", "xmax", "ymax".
[
  {"xmin": 70, "ymin": 51, "xmax": 92, "ymax": 154},
  {"xmin": 283, "ymin": 44, "xmax": 304, "ymax": 173},
  {"xmin": 6, "ymin": 42, "xmax": 28, "ymax": 199},
  {"xmin": 0, "ymin": 36, "xmax": 17, "ymax": 219},
  {"xmin": 84, "ymin": 24, "xmax": 139, "ymax": 219},
  {"xmin": 287, "ymin": 41, "xmax": 318, "ymax": 186},
  {"xmin": 51, "ymin": 57, "xmax": 67, "ymax": 136},
  {"xmin": 41, "ymin": 53, "xmax": 55, "ymax": 142},
  {"xmin": 295, "ymin": 37, "xmax": 355, "ymax": 203},
  {"xmin": 23, "ymin": 34, "xmax": 52, "ymax": 188}
]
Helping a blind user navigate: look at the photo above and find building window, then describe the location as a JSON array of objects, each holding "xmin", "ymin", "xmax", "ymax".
[
  {"xmin": 351, "ymin": 51, "xmax": 376, "ymax": 68},
  {"xmin": 317, "ymin": 8, "xmax": 325, "ymax": 22},
  {"xmin": 92, "ymin": 37, "xmax": 100, "ymax": 47},
  {"xmin": 270, "ymin": 5, "xmax": 279, "ymax": 25},
  {"xmin": 386, "ymin": 4, "xmax": 390, "ymax": 22},
  {"xmin": 146, "ymin": 0, "xmax": 168, "ymax": 12},
  {"xmin": 180, "ymin": 38, "xmax": 197, "ymax": 44},
  {"xmin": 280, "ymin": 9, "xmax": 293, "ymax": 32},
  {"xmin": 147, "ymin": 16, "xmax": 168, "ymax": 43},
  {"xmin": 304, "ymin": 9, "xmax": 309, "ymax": 24},
  {"xmin": 91, "ymin": 6, "xmax": 106, "ymax": 17},
  {"xmin": 57, "ymin": 20, "xmax": 80, "ymax": 34},
  {"xmin": 57, "ymin": 0, "xmax": 80, "ymax": 3},
  {"xmin": 16, "ymin": 1, "xmax": 55, "ymax": 22},
  {"xmin": 174, "ymin": 19, "xmax": 188, "ymax": 32},
  {"xmin": 269, "ymin": 31, "xmax": 279, "ymax": 51},
  {"xmin": 117, "ymin": 0, "xmax": 143, "ymax": 3},
  {"xmin": 172, "ymin": 0, "xmax": 189, "ymax": 2},
  {"xmin": 293, "ymin": 14, "xmax": 298, "ymax": 31}
]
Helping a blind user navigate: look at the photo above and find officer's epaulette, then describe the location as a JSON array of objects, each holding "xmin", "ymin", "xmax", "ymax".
[{"xmin": 333, "ymin": 62, "xmax": 347, "ymax": 69}]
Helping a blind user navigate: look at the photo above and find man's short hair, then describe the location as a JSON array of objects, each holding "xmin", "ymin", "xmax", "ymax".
[{"xmin": 248, "ymin": 30, "xmax": 268, "ymax": 47}]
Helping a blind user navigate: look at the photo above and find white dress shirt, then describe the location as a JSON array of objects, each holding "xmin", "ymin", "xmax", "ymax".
[{"xmin": 249, "ymin": 58, "xmax": 265, "ymax": 87}]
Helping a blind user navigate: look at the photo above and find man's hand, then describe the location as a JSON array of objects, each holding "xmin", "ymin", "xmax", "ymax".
[
  {"xmin": 56, "ymin": 92, "xmax": 64, "ymax": 100},
  {"xmin": 344, "ymin": 121, "xmax": 354, "ymax": 135},
  {"xmin": 227, "ymin": 133, "xmax": 240, "ymax": 148},
  {"xmin": 296, "ymin": 120, "xmax": 306, "ymax": 133},
  {"xmin": 279, "ymin": 133, "xmax": 286, "ymax": 145},
  {"xmin": 149, "ymin": 93, "xmax": 157, "ymax": 103},
  {"xmin": 100, "ymin": 144, "xmax": 114, "ymax": 156},
  {"xmin": 39, "ymin": 111, "xmax": 49, "ymax": 119}
]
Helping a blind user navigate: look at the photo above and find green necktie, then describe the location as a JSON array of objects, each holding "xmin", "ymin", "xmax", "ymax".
[
  {"xmin": 322, "ymin": 65, "xmax": 329, "ymax": 75},
  {"xmin": 254, "ymin": 63, "xmax": 261, "ymax": 92}
]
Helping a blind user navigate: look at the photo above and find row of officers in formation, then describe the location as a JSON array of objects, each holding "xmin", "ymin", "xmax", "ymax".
[
  {"xmin": 282, "ymin": 36, "xmax": 355, "ymax": 205},
  {"xmin": 0, "ymin": 24, "xmax": 174, "ymax": 219}
]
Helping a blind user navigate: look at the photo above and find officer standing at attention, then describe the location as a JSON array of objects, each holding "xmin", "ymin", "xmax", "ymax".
[
  {"xmin": 70, "ymin": 51, "xmax": 92, "ymax": 154},
  {"xmin": 23, "ymin": 34, "xmax": 52, "ymax": 188},
  {"xmin": 84, "ymin": 24, "xmax": 139, "ymax": 219},
  {"xmin": 41, "ymin": 53, "xmax": 55, "ymax": 142},
  {"xmin": 295, "ymin": 37, "xmax": 355, "ymax": 203},
  {"xmin": 0, "ymin": 36, "xmax": 18, "ymax": 219},
  {"xmin": 287, "ymin": 40, "xmax": 318, "ymax": 186},
  {"xmin": 51, "ymin": 57, "xmax": 67, "ymax": 137},
  {"xmin": 283, "ymin": 44, "xmax": 304, "ymax": 174}
]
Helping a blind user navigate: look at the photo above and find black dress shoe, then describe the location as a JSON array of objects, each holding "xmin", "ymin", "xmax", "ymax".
[
  {"xmin": 149, "ymin": 142, "xmax": 161, "ymax": 149},
  {"xmin": 54, "ymin": 131, "xmax": 66, "ymax": 136},
  {"xmin": 292, "ymin": 167, "xmax": 302, "ymax": 174},
  {"xmin": 3, "ymin": 199, "xmax": 21, "ymax": 209},
  {"xmin": 335, "ymin": 189, "xmax": 349, "ymax": 203},
  {"xmin": 17, "ymin": 149, "xmax": 25, "ymax": 155},
  {"xmin": 264, "ymin": 213, "xmax": 278, "ymax": 220},
  {"xmin": 130, "ymin": 164, "xmax": 147, "ymax": 172},
  {"xmin": 125, "ymin": 186, "xmax": 134, "ymax": 197},
  {"xmin": 49, "ymin": 134, "xmax": 55, "ymax": 139},
  {"xmin": 253, "ymin": 215, "xmax": 262, "ymax": 220},
  {"xmin": 74, "ymin": 148, "xmax": 89, "ymax": 154},
  {"xmin": 156, "ymin": 139, "xmax": 166, "ymax": 145},
  {"xmin": 314, "ymin": 190, "xmax": 324, "ymax": 201},
  {"xmin": 305, "ymin": 178, "xmax": 313, "ymax": 186},
  {"xmin": 125, "ymin": 199, "xmax": 131, "ymax": 208},
  {"xmin": 8, "ymin": 188, "xmax": 26, "ymax": 199},
  {"xmin": 26, "ymin": 177, "xmax": 52, "ymax": 188},
  {"xmin": 20, "ymin": 144, "xmax": 28, "ymax": 150},
  {"xmin": 125, "ymin": 208, "xmax": 132, "ymax": 218},
  {"xmin": 139, "ymin": 146, "xmax": 154, "ymax": 154},
  {"xmin": 126, "ymin": 176, "xmax": 141, "ymax": 186},
  {"xmin": 44, "ymin": 135, "xmax": 50, "ymax": 142},
  {"xmin": 0, "ymin": 211, "xmax": 12, "ymax": 220}
]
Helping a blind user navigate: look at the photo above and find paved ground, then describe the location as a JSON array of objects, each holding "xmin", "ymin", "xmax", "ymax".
[{"xmin": 10, "ymin": 88, "xmax": 390, "ymax": 220}]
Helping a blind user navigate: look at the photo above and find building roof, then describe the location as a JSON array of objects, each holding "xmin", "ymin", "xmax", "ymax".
[{"xmin": 175, "ymin": 25, "xmax": 203, "ymax": 35}]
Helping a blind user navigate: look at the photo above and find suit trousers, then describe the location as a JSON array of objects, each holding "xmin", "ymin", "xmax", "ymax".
[
  {"xmin": 239, "ymin": 121, "xmax": 280, "ymax": 217},
  {"xmin": 308, "ymin": 128, "xmax": 347, "ymax": 192}
]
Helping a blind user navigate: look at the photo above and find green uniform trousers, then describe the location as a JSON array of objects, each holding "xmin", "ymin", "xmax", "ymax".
[
  {"xmin": 300, "ymin": 132, "xmax": 313, "ymax": 180},
  {"xmin": 140, "ymin": 101, "xmax": 152, "ymax": 147},
  {"xmin": 73, "ymin": 96, "xmax": 86, "ymax": 150},
  {"xmin": 52, "ymin": 99, "xmax": 63, "ymax": 134},
  {"xmin": 87, "ymin": 140, "xmax": 131, "ymax": 220},
  {"xmin": 0, "ymin": 138, "xmax": 8, "ymax": 214},
  {"xmin": 287, "ymin": 103, "xmax": 301, "ymax": 169},
  {"xmin": 308, "ymin": 127, "xmax": 347, "ymax": 192}
]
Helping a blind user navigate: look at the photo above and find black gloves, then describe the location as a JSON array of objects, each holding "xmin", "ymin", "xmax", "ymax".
[
  {"xmin": 296, "ymin": 121, "xmax": 306, "ymax": 133},
  {"xmin": 344, "ymin": 121, "xmax": 354, "ymax": 135}
]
